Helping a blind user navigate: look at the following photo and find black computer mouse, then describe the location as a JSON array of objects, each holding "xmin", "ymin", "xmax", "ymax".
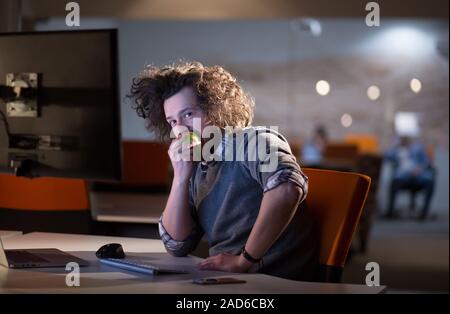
[{"xmin": 96, "ymin": 243, "xmax": 126, "ymax": 259}]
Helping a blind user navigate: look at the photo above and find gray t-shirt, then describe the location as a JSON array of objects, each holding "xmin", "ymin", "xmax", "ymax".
[{"xmin": 159, "ymin": 126, "xmax": 318, "ymax": 281}]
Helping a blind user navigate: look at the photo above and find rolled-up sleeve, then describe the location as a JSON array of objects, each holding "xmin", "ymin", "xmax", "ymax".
[
  {"xmin": 158, "ymin": 215, "xmax": 204, "ymax": 257},
  {"xmin": 264, "ymin": 167, "xmax": 308, "ymax": 203},
  {"xmin": 243, "ymin": 128, "xmax": 309, "ymax": 203}
]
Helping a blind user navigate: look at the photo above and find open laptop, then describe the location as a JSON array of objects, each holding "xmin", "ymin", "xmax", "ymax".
[{"xmin": 0, "ymin": 237, "xmax": 88, "ymax": 269}]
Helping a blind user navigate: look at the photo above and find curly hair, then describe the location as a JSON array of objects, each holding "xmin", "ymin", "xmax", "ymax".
[{"xmin": 128, "ymin": 61, "xmax": 255, "ymax": 142}]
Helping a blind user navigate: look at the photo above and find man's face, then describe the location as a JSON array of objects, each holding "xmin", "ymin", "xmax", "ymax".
[{"xmin": 163, "ymin": 86, "xmax": 209, "ymax": 139}]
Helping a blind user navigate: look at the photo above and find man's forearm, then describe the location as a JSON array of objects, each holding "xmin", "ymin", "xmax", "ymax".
[
  {"xmin": 242, "ymin": 182, "xmax": 302, "ymax": 261},
  {"xmin": 161, "ymin": 178, "xmax": 193, "ymax": 241}
]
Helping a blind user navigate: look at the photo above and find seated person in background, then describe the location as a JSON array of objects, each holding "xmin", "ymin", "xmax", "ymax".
[
  {"xmin": 384, "ymin": 136, "xmax": 435, "ymax": 220},
  {"xmin": 301, "ymin": 125, "xmax": 328, "ymax": 166},
  {"xmin": 128, "ymin": 61, "xmax": 318, "ymax": 281}
]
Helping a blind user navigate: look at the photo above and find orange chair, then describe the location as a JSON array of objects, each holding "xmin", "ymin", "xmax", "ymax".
[
  {"xmin": 302, "ymin": 168, "xmax": 371, "ymax": 282},
  {"xmin": 0, "ymin": 174, "xmax": 92, "ymax": 234},
  {"xmin": 0, "ymin": 174, "xmax": 89, "ymax": 210}
]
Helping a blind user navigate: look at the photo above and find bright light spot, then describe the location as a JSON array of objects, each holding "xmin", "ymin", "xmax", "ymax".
[
  {"xmin": 367, "ymin": 85, "xmax": 381, "ymax": 101},
  {"xmin": 316, "ymin": 80, "xmax": 330, "ymax": 96},
  {"xmin": 395, "ymin": 112, "xmax": 420, "ymax": 136},
  {"xmin": 410, "ymin": 78, "xmax": 422, "ymax": 93},
  {"xmin": 341, "ymin": 114, "xmax": 353, "ymax": 128},
  {"xmin": 361, "ymin": 26, "xmax": 435, "ymax": 58}
]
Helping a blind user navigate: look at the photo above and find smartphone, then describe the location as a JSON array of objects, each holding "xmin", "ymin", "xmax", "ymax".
[{"xmin": 192, "ymin": 277, "xmax": 247, "ymax": 285}]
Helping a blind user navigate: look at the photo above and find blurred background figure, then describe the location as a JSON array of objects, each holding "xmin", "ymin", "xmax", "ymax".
[
  {"xmin": 384, "ymin": 136, "xmax": 436, "ymax": 221},
  {"xmin": 301, "ymin": 125, "xmax": 328, "ymax": 166}
]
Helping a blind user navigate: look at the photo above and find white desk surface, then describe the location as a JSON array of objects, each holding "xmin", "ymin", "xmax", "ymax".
[
  {"xmin": 0, "ymin": 230, "xmax": 23, "ymax": 240},
  {"xmin": 0, "ymin": 232, "xmax": 386, "ymax": 294}
]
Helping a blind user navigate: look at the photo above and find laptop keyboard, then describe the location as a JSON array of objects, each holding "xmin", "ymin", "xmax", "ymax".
[{"xmin": 6, "ymin": 250, "xmax": 49, "ymax": 263}]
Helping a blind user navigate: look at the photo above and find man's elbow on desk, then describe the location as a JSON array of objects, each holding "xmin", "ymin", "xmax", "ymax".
[
  {"xmin": 163, "ymin": 243, "xmax": 193, "ymax": 257},
  {"xmin": 160, "ymin": 231, "xmax": 199, "ymax": 257}
]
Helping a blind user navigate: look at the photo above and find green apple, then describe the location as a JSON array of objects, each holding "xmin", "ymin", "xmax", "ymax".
[{"xmin": 181, "ymin": 132, "xmax": 201, "ymax": 147}]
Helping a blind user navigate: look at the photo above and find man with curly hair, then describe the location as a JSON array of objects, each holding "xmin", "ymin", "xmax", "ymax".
[{"xmin": 129, "ymin": 62, "xmax": 318, "ymax": 281}]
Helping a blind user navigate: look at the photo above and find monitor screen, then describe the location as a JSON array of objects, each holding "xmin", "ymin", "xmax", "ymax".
[{"xmin": 0, "ymin": 29, "xmax": 122, "ymax": 181}]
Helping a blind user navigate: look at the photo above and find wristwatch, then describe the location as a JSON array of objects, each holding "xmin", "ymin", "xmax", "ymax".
[{"xmin": 241, "ymin": 247, "xmax": 261, "ymax": 264}]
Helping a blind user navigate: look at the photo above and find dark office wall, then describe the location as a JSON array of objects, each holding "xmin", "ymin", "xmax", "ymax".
[
  {"xmin": 0, "ymin": 0, "xmax": 21, "ymax": 32},
  {"xmin": 0, "ymin": 208, "xmax": 93, "ymax": 234}
]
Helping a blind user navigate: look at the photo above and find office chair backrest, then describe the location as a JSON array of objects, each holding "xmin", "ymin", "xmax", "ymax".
[
  {"xmin": 0, "ymin": 174, "xmax": 89, "ymax": 210},
  {"xmin": 302, "ymin": 168, "xmax": 371, "ymax": 282}
]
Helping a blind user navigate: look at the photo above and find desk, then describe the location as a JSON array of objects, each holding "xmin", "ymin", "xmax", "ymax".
[
  {"xmin": 1, "ymin": 232, "xmax": 165, "ymax": 252},
  {"xmin": 0, "ymin": 230, "xmax": 22, "ymax": 240},
  {"xmin": 0, "ymin": 232, "xmax": 386, "ymax": 294},
  {"xmin": 90, "ymin": 192, "xmax": 167, "ymax": 223}
]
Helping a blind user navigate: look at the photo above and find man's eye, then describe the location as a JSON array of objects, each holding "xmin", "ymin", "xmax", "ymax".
[{"xmin": 184, "ymin": 112, "xmax": 192, "ymax": 119}]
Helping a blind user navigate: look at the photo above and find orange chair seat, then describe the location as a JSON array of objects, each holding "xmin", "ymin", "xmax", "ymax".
[{"xmin": 0, "ymin": 174, "xmax": 89, "ymax": 211}]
